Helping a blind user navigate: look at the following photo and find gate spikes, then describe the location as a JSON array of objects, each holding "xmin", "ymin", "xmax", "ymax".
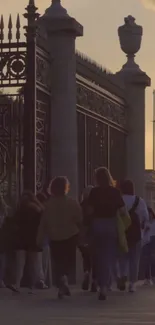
[
  {"xmin": 52, "ymin": 0, "xmax": 61, "ymax": 4},
  {"xmin": 29, "ymin": 0, "xmax": 35, "ymax": 5}
]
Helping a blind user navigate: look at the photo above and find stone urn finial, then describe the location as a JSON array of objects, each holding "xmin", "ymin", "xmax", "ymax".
[
  {"xmin": 44, "ymin": 0, "xmax": 68, "ymax": 17},
  {"xmin": 118, "ymin": 15, "xmax": 143, "ymax": 70}
]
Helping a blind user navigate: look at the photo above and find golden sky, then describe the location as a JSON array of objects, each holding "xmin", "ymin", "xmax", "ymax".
[{"xmin": 1, "ymin": 0, "xmax": 155, "ymax": 168}]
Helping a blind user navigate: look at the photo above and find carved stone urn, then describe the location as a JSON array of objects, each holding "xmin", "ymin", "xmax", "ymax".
[{"xmin": 118, "ymin": 15, "xmax": 143, "ymax": 70}]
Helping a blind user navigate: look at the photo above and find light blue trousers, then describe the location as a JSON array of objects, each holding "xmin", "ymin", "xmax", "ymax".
[{"xmin": 118, "ymin": 241, "xmax": 141, "ymax": 283}]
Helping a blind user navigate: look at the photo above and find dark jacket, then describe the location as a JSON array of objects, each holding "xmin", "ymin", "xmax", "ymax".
[
  {"xmin": 14, "ymin": 202, "xmax": 43, "ymax": 252},
  {"xmin": 0, "ymin": 217, "xmax": 16, "ymax": 253}
]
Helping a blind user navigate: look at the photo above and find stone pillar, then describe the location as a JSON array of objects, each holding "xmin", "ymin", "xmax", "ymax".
[
  {"xmin": 39, "ymin": 0, "xmax": 83, "ymax": 198},
  {"xmin": 39, "ymin": 0, "xmax": 83, "ymax": 284},
  {"xmin": 116, "ymin": 16, "xmax": 151, "ymax": 198}
]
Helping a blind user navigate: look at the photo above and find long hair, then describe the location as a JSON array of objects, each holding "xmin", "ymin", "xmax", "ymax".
[{"xmin": 95, "ymin": 167, "xmax": 114, "ymax": 188}]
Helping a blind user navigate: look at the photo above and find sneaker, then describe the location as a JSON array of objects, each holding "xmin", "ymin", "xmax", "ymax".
[
  {"xmin": 6, "ymin": 285, "xmax": 20, "ymax": 293},
  {"xmin": 98, "ymin": 287, "xmax": 107, "ymax": 301},
  {"xmin": 143, "ymin": 279, "xmax": 153, "ymax": 286},
  {"xmin": 91, "ymin": 281, "xmax": 98, "ymax": 293},
  {"xmin": 61, "ymin": 275, "xmax": 71, "ymax": 297},
  {"xmin": 58, "ymin": 288, "xmax": 64, "ymax": 299},
  {"xmin": 128, "ymin": 283, "xmax": 136, "ymax": 293},
  {"xmin": 117, "ymin": 276, "xmax": 127, "ymax": 291},
  {"xmin": 37, "ymin": 281, "xmax": 48, "ymax": 290},
  {"xmin": 82, "ymin": 272, "xmax": 90, "ymax": 291},
  {"xmin": 28, "ymin": 286, "xmax": 36, "ymax": 295}
]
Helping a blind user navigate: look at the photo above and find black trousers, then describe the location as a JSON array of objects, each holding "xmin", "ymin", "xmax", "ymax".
[{"xmin": 50, "ymin": 235, "xmax": 77, "ymax": 286}]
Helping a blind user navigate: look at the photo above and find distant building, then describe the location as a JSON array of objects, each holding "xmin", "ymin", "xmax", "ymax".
[{"xmin": 145, "ymin": 169, "xmax": 155, "ymax": 211}]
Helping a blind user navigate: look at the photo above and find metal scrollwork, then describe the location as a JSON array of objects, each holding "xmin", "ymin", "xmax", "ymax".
[
  {"xmin": 77, "ymin": 83, "xmax": 127, "ymax": 128},
  {"xmin": 36, "ymin": 100, "xmax": 50, "ymax": 192},
  {"xmin": 36, "ymin": 53, "xmax": 51, "ymax": 91},
  {"xmin": 0, "ymin": 51, "xmax": 26, "ymax": 85},
  {"xmin": 36, "ymin": 141, "xmax": 45, "ymax": 192}
]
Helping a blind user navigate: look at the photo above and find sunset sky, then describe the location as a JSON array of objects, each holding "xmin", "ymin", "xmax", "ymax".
[{"xmin": 1, "ymin": 0, "xmax": 155, "ymax": 168}]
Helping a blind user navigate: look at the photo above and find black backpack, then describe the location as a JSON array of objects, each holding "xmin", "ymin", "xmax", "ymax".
[{"xmin": 126, "ymin": 196, "xmax": 141, "ymax": 248}]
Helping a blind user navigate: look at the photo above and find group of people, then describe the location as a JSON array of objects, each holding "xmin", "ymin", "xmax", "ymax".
[{"xmin": 0, "ymin": 166, "xmax": 155, "ymax": 301}]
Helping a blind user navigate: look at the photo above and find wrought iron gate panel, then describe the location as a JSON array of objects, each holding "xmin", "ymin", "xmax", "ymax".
[
  {"xmin": 36, "ymin": 90, "xmax": 50, "ymax": 193},
  {"xmin": 77, "ymin": 79, "xmax": 127, "ymax": 190},
  {"xmin": 86, "ymin": 116, "xmax": 108, "ymax": 185},
  {"xmin": 110, "ymin": 127, "xmax": 126, "ymax": 181},
  {"xmin": 36, "ymin": 44, "xmax": 51, "ymax": 193},
  {"xmin": 0, "ymin": 3, "xmax": 51, "ymax": 201},
  {"xmin": 77, "ymin": 111, "xmax": 86, "ymax": 196},
  {"xmin": 0, "ymin": 95, "xmax": 23, "ymax": 204}
]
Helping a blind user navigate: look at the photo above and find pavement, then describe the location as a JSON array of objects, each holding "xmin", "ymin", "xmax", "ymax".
[{"xmin": 0, "ymin": 283, "xmax": 155, "ymax": 325}]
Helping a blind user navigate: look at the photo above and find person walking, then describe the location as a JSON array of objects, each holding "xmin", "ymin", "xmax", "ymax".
[
  {"xmin": 87, "ymin": 167, "xmax": 128, "ymax": 301},
  {"xmin": 10, "ymin": 191, "xmax": 44, "ymax": 293},
  {"xmin": 117, "ymin": 180, "xmax": 149, "ymax": 293},
  {"xmin": 37, "ymin": 176, "xmax": 82, "ymax": 299}
]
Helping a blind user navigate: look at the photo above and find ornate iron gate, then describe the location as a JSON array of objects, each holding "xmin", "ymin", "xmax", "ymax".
[
  {"xmin": 0, "ymin": 1, "xmax": 51, "ymax": 204},
  {"xmin": 77, "ymin": 78, "xmax": 127, "ymax": 195},
  {"xmin": 0, "ymin": 12, "xmax": 26, "ymax": 204}
]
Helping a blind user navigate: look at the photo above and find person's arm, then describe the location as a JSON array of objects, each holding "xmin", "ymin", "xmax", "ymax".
[
  {"xmin": 73, "ymin": 201, "xmax": 83, "ymax": 230},
  {"xmin": 139, "ymin": 199, "xmax": 150, "ymax": 231}
]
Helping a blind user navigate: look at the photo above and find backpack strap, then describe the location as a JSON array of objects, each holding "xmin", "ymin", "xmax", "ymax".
[{"xmin": 129, "ymin": 196, "xmax": 140, "ymax": 214}]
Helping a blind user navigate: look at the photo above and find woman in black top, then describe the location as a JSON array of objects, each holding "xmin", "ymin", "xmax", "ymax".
[{"xmin": 88, "ymin": 167, "xmax": 125, "ymax": 301}]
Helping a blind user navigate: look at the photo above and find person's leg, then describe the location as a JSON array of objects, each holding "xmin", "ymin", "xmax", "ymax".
[
  {"xmin": 140, "ymin": 244, "xmax": 149, "ymax": 282},
  {"xmin": 42, "ymin": 246, "xmax": 50, "ymax": 286},
  {"xmin": 15, "ymin": 250, "xmax": 26, "ymax": 289},
  {"xmin": 117, "ymin": 252, "xmax": 128, "ymax": 291},
  {"xmin": 27, "ymin": 252, "xmax": 38, "ymax": 292},
  {"xmin": 50, "ymin": 241, "xmax": 63, "ymax": 295},
  {"xmin": 79, "ymin": 245, "xmax": 91, "ymax": 290},
  {"xmin": 128, "ymin": 241, "xmax": 142, "ymax": 292},
  {"xmin": 0, "ymin": 254, "xmax": 6, "ymax": 287},
  {"xmin": 62, "ymin": 236, "xmax": 77, "ymax": 284},
  {"xmin": 94, "ymin": 234, "xmax": 117, "ymax": 299},
  {"xmin": 144, "ymin": 244, "xmax": 152, "ymax": 283},
  {"xmin": 92, "ymin": 218, "xmax": 118, "ymax": 300},
  {"xmin": 91, "ymin": 250, "xmax": 98, "ymax": 292},
  {"xmin": 149, "ymin": 237, "xmax": 155, "ymax": 280},
  {"xmin": 35, "ymin": 251, "xmax": 48, "ymax": 289}
]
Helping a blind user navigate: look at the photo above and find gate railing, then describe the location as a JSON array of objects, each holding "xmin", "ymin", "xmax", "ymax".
[{"xmin": 0, "ymin": 0, "xmax": 50, "ymax": 204}]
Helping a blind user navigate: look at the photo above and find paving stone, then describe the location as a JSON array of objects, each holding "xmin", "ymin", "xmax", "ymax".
[{"xmin": 0, "ymin": 285, "xmax": 155, "ymax": 325}]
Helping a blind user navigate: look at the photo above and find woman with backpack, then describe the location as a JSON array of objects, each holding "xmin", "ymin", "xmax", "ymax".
[
  {"xmin": 85, "ymin": 167, "xmax": 130, "ymax": 301},
  {"xmin": 117, "ymin": 180, "xmax": 149, "ymax": 293}
]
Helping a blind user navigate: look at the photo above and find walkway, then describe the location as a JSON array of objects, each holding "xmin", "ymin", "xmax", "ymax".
[{"xmin": 0, "ymin": 284, "xmax": 155, "ymax": 325}]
